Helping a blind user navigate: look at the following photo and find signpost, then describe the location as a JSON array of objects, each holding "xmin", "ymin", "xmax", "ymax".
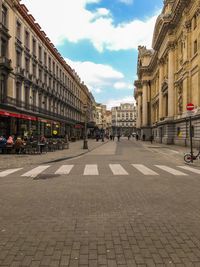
[{"xmin": 186, "ymin": 103, "xmax": 194, "ymax": 163}]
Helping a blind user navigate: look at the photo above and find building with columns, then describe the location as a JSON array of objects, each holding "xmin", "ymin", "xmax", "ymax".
[
  {"xmin": 134, "ymin": 0, "xmax": 200, "ymax": 146},
  {"xmin": 111, "ymin": 103, "xmax": 136, "ymax": 136},
  {"xmin": 0, "ymin": 0, "xmax": 95, "ymax": 139}
]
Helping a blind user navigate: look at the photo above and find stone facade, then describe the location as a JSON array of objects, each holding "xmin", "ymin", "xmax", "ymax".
[
  {"xmin": 0, "ymin": 0, "xmax": 94, "ymax": 138},
  {"xmin": 134, "ymin": 0, "xmax": 200, "ymax": 147},
  {"xmin": 111, "ymin": 103, "xmax": 136, "ymax": 136}
]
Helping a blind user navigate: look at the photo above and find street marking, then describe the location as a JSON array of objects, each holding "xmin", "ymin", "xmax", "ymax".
[
  {"xmin": 109, "ymin": 164, "xmax": 128, "ymax": 175},
  {"xmin": 178, "ymin": 166, "xmax": 200, "ymax": 174},
  {"xmin": 21, "ymin": 166, "xmax": 50, "ymax": 178},
  {"xmin": 155, "ymin": 165, "xmax": 187, "ymax": 176},
  {"xmin": 55, "ymin": 165, "xmax": 74, "ymax": 175},
  {"xmin": 84, "ymin": 164, "xmax": 99, "ymax": 175},
  {"xmin": 132, "ymin": 164, "xmax": 158, "ymax": 175},
  {"xmin": 0, "ymin": 168, "xmax": 23, "ymax": 177}
]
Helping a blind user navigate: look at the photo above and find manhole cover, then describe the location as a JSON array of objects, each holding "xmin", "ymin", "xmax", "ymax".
[{"xmin": 33, "ymin": 174, "xmax": 61, "ymax": 180}]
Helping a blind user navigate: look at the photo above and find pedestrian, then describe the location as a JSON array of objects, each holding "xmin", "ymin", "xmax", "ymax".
[
  {"xmin": 112, "ymin": 134, "xmax": 115, "ymax": 141},
  {"xmin": 117, "ymin": 134, "xmax": 121, "ymax": 142},
  {"xmin": 14, "ymin": 137, "xmax": 24, "ymax": 154},
  {"xmin": 136, "ymin": 134, "xmax": 139, "ymax": 141},
  {"xmin": 110, "ymin": 134, "xmax": 112, "ymax": 141},
  {"xmin": 128, "ymin": 134, "xmax": 131, "ymax": 140},
  {"xmin": 150, "ymin": 135, "xmax": 153, "ymax": 144},
  {"xmin": 6, "ymin": 136, "xmax": 14, "ymax": 145}
]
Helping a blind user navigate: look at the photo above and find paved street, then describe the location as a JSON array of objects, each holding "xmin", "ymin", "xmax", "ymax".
[{"xmin": 0, "ymin": 139, "xmax": 200, "ymax": 266}]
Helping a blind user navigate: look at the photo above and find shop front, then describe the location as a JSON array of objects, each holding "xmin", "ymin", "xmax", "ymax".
[{"xmin": 0, "ymin": 110, "xmax": 37, "ymax": 138}]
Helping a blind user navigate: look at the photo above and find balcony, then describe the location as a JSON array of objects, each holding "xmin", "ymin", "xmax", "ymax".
[
  {"xmin": 0, "ymin": 56, "xmax": 12, "ymax": 71},
  {"xmin": 15, "ymin": 66, "xmax": 24, "ymax": 77}
]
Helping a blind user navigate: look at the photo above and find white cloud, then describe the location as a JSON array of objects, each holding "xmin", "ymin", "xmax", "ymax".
[
  {"xmin": 106, "ymin": 96, "xmax": 136, "ymax": 110},
  {"xmin": 114, "ymin": 82, "xmax": 132, "ymax": 90},
  {"xmin": 118, "ymin": 0, "xmax": 134, "ymax": 5},
  {"xmin": 65, "ymin": 58, "xmax": 124, "ymax": 92},
  {"xmin": 21, "ymin": 0, "xmax": 159, "ymax": 52}
]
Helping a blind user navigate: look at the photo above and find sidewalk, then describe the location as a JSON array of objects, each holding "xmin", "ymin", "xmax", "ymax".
[
  {"xmin": 139, "ymin": 139, "xmax": 200, "ymax": 166},
  {"xmin": 0, "ymin": 139, "xmax": 109, "ymax": 170}
]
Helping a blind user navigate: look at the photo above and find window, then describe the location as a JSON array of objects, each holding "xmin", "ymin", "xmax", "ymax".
[
  {"xmin": 48, "ymin": 57, "xmax": 51, "ymax": 70},
  {"xmin": 0, "ymin": 75, "xmax": 6, "ymax": 101},
  {"xmin": 25, "ymin": 57, "xmax": 30, "ymax": 72},
  {"xmin": 16, "ymin": 50, "xmax": 22, "ymax": 67},
  {"xmin": 44, "ymin": 52, "xmax": 47, "ymax": 65},
  {"xmin": 39, "ymin": 69, "xmax": 42, "ymax": 81},
  {"xmin": 25, "ymin": 30, "xmax": 30, "ymax": 49},
  {"xmin": 193, "ymin": 14, "xmax": 197, "ymax": 30},
  {"xmin": 32, "ymin": 38, "xmax": 36, "ymax": 55},
  {"xmin": 1, "ymin": 38, "xmax": 7, "ymax": 57},
  {"xmin": 16, "ymin": 83, "xmax": 21, "ymax": 102},
  {"xmin": 2, "ymin": 5, "xmax": 7, "ymax": 26},
  {"xmin": 32, "ymin": 64, "xmax": 36, "ymax": 77},
  {"xmin": 16, "ymin": 21, "xmax": 21, "ymax": 40},
  {"xmin": 194, "ymin": 40, "xmax": 198, "ymax": 55},
  {"xmin": 38, "ymin": 46, "xmax": 42, "ymax": 61}
]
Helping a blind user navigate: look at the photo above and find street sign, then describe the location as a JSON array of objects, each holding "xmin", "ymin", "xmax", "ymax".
[{"xmin": 186, "ymin": 103, "xmax": 194, "ymax": 111}]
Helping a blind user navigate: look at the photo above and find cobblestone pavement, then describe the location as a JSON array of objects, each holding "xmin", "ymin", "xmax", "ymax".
[
  {"xmin": 0, "ymin": 139, "xmax": 200, "ymax": 266},
  {"xmin": 0, "ymin": 139, "xmax": 108, "ymax": 170}
]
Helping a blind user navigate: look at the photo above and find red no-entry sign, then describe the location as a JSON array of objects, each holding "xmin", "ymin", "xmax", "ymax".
[{"xmin": 186, "ymin": 103, "xmax": 194, "ymax": 111}]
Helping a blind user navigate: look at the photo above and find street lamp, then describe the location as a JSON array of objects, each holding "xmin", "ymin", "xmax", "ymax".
[{"xmin": 83, "ymin": 104, "xmax": 88, "ymax": 149}]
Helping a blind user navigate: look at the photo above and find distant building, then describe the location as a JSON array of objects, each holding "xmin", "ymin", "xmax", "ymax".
[{"xmin": 111, "ymin": 103, "xmax": 136, "ymax": 136}]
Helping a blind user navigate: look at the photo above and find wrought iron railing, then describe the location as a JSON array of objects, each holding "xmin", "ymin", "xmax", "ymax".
[{"xmin": 1, "ymin": 96, "xmax": 77, "ymax": 124}]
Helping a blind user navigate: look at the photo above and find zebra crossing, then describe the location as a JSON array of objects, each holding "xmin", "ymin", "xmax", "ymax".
[{"xmin": 0, "ymin": 163, "xmax": 199, "ymax": 178}]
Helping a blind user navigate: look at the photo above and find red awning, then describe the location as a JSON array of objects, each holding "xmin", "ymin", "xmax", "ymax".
[{"xmin": 0, "ymin": 110, "xmax": 37, "ymax": 121}]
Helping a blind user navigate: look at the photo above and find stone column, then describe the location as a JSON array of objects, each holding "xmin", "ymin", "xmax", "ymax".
[
  {"xmin": 158, "ymin": 60, "xmax": 164, "ymax": 119},
  {"xmin": 137, "ymin": 93, "xmax": 142, "ymax": 128},
  {"xmin": 142, "ymin": 81, "xmax": 148, "ymax": 126},
  {"xmin": 168, "ymin": 45, "xmax": 175, "ymax": 118}
]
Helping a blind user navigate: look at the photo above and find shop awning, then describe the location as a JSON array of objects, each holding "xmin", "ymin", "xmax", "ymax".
[{"xmin": 0, "ymin": 110, "xmax": 37, "ymax": 121}]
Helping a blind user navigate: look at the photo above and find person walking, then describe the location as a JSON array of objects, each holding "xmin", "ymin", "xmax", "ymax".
[
  {"xmin": 117, "ymin": 134, "xmax": 121, "ymax": 142},
  {"xmin": 150, "ymin": 135, "xmax": 153, "ymax": 144}
]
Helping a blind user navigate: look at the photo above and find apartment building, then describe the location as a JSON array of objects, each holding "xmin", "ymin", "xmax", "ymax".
[
  {"xmin": 0, "ymin": 0, "xmax": 94, "ymax": 139},
  {"xmin": 111, "ymin": 103, "xmax": 136, "ymax": 136}
]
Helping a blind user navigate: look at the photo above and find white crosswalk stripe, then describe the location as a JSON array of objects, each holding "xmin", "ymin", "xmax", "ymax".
[
  {"xmin": 84, "ymin": 164, "xmax": 99, "ymax": 175},
  {"xmin": 55, "ymin": 165, "xmax": 74, "ymax": 175},
  {"xmin": 2, "ymin": 163, "xmax": 199, "ymax": 178},
  {"xmin": 132, "ymin": 164, "xmax": 158, "ymax": 175},
  {"xmin": 178, "ymin": 166, "xmax": 200, "ymax": 174},
  {"xmin": 155, "ymin": 165, "xmax": 188, "ymax": 176},
  {"xmin": 109, "ymin": 164, "xmax": 128, "ymax": 175},
  {"xmin": 0, "ymin": 168, "xmax": 23, "ymax": 177},
  {"xmin": 21, "ymin": 165, "xmax": 50, "ymax": 178}
]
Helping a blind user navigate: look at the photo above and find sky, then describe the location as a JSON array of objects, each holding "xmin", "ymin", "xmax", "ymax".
[{"xmin": 21, "ymin": 0, "xmax": 163, "ymax": 109}]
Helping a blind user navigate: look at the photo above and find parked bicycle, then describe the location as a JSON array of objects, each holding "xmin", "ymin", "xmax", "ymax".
[{"xmin": 184, "ymin": 150, "xmax": 200, "ymax": 163}]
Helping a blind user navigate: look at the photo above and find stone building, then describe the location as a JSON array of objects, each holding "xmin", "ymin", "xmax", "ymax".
[
  {"xmin": 134, "ymin": 0, "xmax": 200, "ymax": 147},
  {"xmin": 111, "ymin": 103, "xmax": 136, "ymax": 136},
  {"xmin": 0, "ymin": 0, "xmax": 94, "ymax": 139}
]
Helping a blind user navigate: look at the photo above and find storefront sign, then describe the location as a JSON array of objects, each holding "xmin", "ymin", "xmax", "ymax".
[
  {"xmin": 0, "ymin": 110, "xmax": 36, "ymax": 121},
  {"xmin": 75, "ymin": 124, "xmax": 83, "ymax": 129}
]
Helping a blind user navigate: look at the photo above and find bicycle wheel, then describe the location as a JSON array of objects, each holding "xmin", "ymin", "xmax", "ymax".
[{"xmin": 184, "ymin": 153, "xmax": 192, "ymax": 163}]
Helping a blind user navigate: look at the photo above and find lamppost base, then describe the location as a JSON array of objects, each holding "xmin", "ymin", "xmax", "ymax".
[{"xmin": 83, "ymin": 140, "xmax": 88, "ymax": 149}]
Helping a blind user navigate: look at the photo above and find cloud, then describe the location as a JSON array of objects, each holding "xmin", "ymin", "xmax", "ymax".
[
  {"xmin": 106, "ymin": 96, "xmax": 136, "ymax": 110},
  {"xmin": 118, "ymin": 0, "xmax": 134, "ymax": 5},
  {"xmin": 65, "ymin": 58, "xmax": 124, "ymax": 92},
  {"xmin": 21, "ymin": 0, "xmax": 159, "ymax": 52},
  {"xmin": 113, "ymin": 82, "xmax": 132, "ymax": 90}
]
